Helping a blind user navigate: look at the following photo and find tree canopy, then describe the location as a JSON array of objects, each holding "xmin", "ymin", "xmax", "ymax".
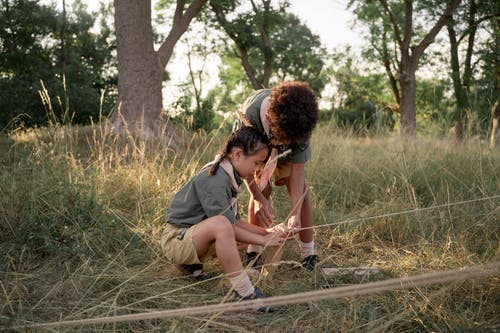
[
  {"xmin": 0, "ymin": 0, "xmax": 115, "ymax": 129},
  {"xmin": 0, "ymin": 0, "xmax": 498, "ymax": 142}
]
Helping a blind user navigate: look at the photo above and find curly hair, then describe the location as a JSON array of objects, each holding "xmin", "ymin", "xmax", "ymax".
[{"xmin": 267, "ymin": 81, "xmax": 319, "ymax": 143}]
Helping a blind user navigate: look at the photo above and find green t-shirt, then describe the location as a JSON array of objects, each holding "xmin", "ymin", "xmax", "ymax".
[
  {"xmin": 166, "ymin": 166, "xmax": 242, "ymax": 227},
  {"xmin": 241, "ymin": 89, "xmax": 311, "ymax": 164}
]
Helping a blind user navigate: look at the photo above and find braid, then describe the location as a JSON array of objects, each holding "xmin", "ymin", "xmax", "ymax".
[
  {"xmin": 237, "ymin": 110, "xmax": 253, "ymax": 127},
  {"xmin": 208, "ymin": 152, "xmax": 226, "ymax": 176},
  {"xmin": 208, "ymin": 126, "xmax": 270, "ymax": 176}
]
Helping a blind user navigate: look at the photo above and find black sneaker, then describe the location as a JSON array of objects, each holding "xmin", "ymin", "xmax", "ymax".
[
  {"xmin": 302, "ymin": 255, "xmax": 319, "ymax": 271},
  {"xmin": 233, "ymin": 287, "xmax": 274, "ymax": 313},
  {"xmin": 243, "ymin": 251, "xmax": 263, "ymax": 269},
  {"xmin": 175, "ymin": 263, "xmax": 212, "ymax": 281}
]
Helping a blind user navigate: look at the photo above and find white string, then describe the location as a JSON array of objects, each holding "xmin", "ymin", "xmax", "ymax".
[{"xmin": 299, "ymin": 194, "xmax": 500, "ymax": 232}]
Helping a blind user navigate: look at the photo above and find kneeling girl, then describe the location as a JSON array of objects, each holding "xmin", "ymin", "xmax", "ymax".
[{"xmin": 161, "ymin": 126, "xmax": 286, "ymax": 309}]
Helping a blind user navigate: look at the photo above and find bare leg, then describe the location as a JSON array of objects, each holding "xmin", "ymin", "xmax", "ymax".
[
  {"xmin": 283, "ymin": 179, "xmax": 313, "ymax": 242},
  {"xmin": 192, "ymin": 216, "xmax": 243, "ymax": 278},
  {"xmin": 299, "ymin": 185, "xmax": 313, "ymax": 242}
]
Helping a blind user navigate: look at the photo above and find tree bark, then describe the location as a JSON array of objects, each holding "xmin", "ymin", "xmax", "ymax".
[
  {"xmin": 399, "ymin": 61, "xmax": 417, "ymax": 137},
  {"xmin": 491, "ymin": 100, "xmax": 500, "ymax": 148},
  {"xmin": 113, "ymin": 0, "xmax": 163, "ymax": 138},
  {"xmin": 252, "ymin": 0, "xmax": 272, "ymax": 87},
  {"xmin": 113, "ymin": 0, "xmax": 207, "ymax": 140},
  {"xmin": 447, "ymin": 1, "xmax": 478, "ymax": 142},
  {"xmin": 447, "ymin": 17, "xmax": 468, "ymax": 141}
]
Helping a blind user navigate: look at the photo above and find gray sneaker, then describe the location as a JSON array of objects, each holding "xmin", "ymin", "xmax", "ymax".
[
  {"xmin": 243, "ymin": 251, "xmax": 263, "ymax": 269},
  {"xmin": 233, "ymin": 287, "xmax": 274, "ymax": 313},
  {"xmin": 175, "ymin": 264, "xmax": 212, "ymax": 281},
  {"xmin": 302, "ymin": 255, "xmax": 319, "ymax": 271}
]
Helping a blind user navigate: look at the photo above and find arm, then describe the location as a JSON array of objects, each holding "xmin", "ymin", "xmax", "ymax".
[
  {"xmin": 233, "ymin": 222, "xmax": 285, "ymax": 247},
  {"xmin": 235, "ymin": 219, "xmax": 267, "ymax": 235},
  {"xmin": 244, "ymin": 177, "xmax": 274, "ymax": 226},
  {"xmin": 236, "ymin": 219, "xmax": 298, "ymax": 239},
  {"xmin": 245, "ymin": 178, "xmax": 267, "ymax": 204}
]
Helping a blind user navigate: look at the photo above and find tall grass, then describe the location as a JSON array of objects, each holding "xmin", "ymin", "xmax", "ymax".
[{"xmin": 0, "ymin": 118, "xmax": 498, "ymax": 332}]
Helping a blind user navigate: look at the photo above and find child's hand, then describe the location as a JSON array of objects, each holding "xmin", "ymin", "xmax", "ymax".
[
  {"xmin": 287, "ymin": 215, "xmax": 301, "ymax": 231},
  {"xmin": 266, "ymin": 223, "xmax": 299, "ymax": 240},
  {"xmin": 262, "ymin": 230, "xmax": 286, "ymax": 247}
]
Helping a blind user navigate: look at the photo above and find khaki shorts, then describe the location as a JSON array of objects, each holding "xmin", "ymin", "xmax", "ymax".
[
  {"xmin": 160, "ymin": 223, "xmax": 216, "ymax": 265},
  {"xmin": 160, "ymin": 223, "xmax": 201, "ymax": 265},
  {"xmin": 274, "ymin": 161, "xmax": 292, "ymax": 186}
]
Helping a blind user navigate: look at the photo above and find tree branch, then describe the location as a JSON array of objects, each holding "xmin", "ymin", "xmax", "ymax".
[
  {"xmin": 402, "ymin": 0, "xmax": 412, "ymax": 53},
  {"xmin": 412, "ymin": 0, "xmax": 461, "ymax": 61},
  {"xmin": 378, "ymin": 0, "xmax": 403, "ymax": 48},
  {"xmin": 157, "ymin": 0, "xmax": 208, "ymax": 68}
]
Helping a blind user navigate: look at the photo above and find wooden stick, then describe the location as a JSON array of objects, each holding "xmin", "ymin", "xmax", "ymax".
[
  {"xmin": 260, "ymin": 245, "xmax": 284, "ymax": 279},
  {"xmin": 321, "ymin": 267, "xmax": 381, "ymax": 277}
]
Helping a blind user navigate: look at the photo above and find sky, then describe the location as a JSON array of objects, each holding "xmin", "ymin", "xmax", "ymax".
[
  {"xmin": 288, "ymin": 0, "xmax": 362, "ymax": 50},
  {"xmin": 74, "ymin": 0, "xmax": 362, "ymax": 50},
  {"xmin": 59, "ymin": 0, "xmax": 364, "ymax": 103}
]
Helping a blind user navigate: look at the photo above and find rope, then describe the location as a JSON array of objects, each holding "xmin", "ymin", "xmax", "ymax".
[
  {"xmin": 26, "ymin": 261, "xmax": 500, "ymax": 329},
  {"xmin": 300, "ymin": 194, "xmax": 500, "ymax": 232}
]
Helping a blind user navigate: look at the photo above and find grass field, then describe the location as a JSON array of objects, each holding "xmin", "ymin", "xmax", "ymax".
[{"xmin": 0, "ymin": 120, "xmax": 499, "ymax": 332}]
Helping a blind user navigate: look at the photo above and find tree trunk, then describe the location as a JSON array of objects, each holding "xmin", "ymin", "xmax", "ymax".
[
  {"xmin": 399, "ymin": 64, "xmax": 417, "ymax": 137},
  {"xmin": 447, "ymin": 18, "xmax": 468, "ymax": 141},
  {"xmin": 112, "ymin": 0, "xmax": 207, "ymax": 140},
  {"xmin": 378, "ymin": 0, "xmax": 461, "ymax": 138},
  {"xmin": 447, "ymin": 1, "xmax": 478, "ymax": 142},
  {"xmin": 113, "ymin": 0, "xmax": 163, "ymax": 139},
  {"xmin": 491, "ymin": 100, "xmax": 500, "ymax": 148},
  {"xmin": 254, "ymin": 0, "xmax": 272, "ymax": 87}
]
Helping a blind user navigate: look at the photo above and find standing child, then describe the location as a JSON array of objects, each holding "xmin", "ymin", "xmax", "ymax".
[
  {"xmin": 161, "ymin": 126, "xmax": 286, "ymax": 311},
  {"xmin": 239, "ymin": 81, "xmax": 320, "ymax": 271}
]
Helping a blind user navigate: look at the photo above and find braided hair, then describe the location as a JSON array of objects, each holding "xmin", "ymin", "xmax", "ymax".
[{"xmin": 208, "ymin": 126, "xmax": 270, "ymax": 176}]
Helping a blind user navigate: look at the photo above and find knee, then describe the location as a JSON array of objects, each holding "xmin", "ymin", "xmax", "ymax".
[{"xmin": 211, "ymin": 216, "xmax": 234, "ymax": 237}]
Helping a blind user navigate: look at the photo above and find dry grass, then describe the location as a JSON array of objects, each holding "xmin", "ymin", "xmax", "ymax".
[{"xmin": 0, "ymin": 120, "xmax": 499, "ymax": 332}]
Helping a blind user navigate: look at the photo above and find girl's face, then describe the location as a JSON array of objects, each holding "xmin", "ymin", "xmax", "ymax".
[{"xmin": 230, "ymin": 146, "xmax": 269, "ymax": 179}]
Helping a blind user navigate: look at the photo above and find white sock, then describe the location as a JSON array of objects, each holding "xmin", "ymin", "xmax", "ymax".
[
  {"xmin": 247, "ymin": 244, "xmax": 263, "ymax": 254},
  {"xmin": 229, "ymin": 272, "xmax": 255, "ymax": 297},
  {"xmin": 299, "ymin": 240, "xmax": 315, "ymax": 259}
]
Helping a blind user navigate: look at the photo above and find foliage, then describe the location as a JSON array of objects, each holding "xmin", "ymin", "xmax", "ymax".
[
  {"xmin": 414, "ymin": 77, "xmax": 455, "ymax": 136},
  {"xmin": 322, "ymin": 48, "xmax": 397, "ymax": 134},
  {"xmin": 269, "ymin": 12, "xmax": 327, "ymax": 92},
  {"xmin": 470, "ymin": 0, "xmax": 500, "ymax": 136},
  {"xmin": 169, "ymin": 83, "xmax": 219, "ymax": 132},
  {"xmin": 206, "ymin": 0, "xmax": 327, "ymax": 93},
  {"xmin": 348, "ymin": 0, "xmax": 462, "ymax": 137},
  {"xmin": 0, "ymin": 0, "xmax": 116, "ymax": 130},
  {"xmin": 348, "ymin": 0, "xmax": 497, "ymax": 139}
]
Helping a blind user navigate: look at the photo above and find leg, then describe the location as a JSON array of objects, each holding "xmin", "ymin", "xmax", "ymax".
[
  {"xmin": 245, "ymin": 183, "xmax": 272, "ymax": 267},
  {"xmin": 298, "ymin": 183, "xmax": 313, "ymax": 242},
  {"xmin": 283, "ymin": 178, "xmax": 313, "ymax": 241},
  {"xmin": 283, "ymin": 177, "xmax": 317, "ymax": 269},
  {"xmin": 192, "ymin": 216, "xmax": 273, "ymax": 309},
  {"xmin": 192, "ymin": 215, "xmax": 243, "ymax": 278}
]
